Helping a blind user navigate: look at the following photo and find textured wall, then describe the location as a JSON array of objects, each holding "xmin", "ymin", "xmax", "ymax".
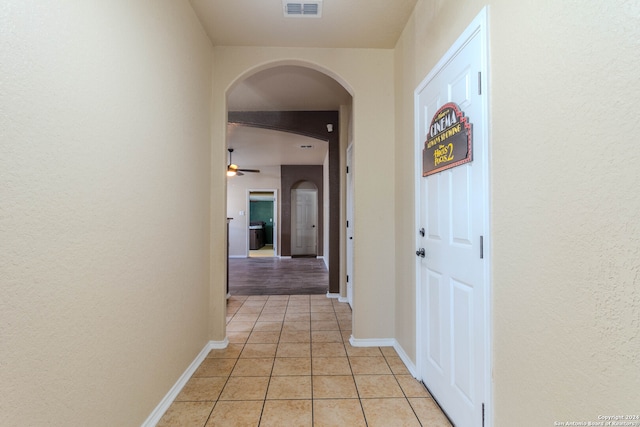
[
  {"xmin": 394, "ymin": 0, "xmax": 640, "ymax": 425},
  {"xmin": 0, "ymin": 1, "xmax": 213, "ymax": 425},
  {"xmin": 490, "ymin": 1, "xmax": 640, "ymax": 422}
]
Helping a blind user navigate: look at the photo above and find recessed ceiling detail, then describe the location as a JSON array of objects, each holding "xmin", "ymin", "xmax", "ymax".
[{"xmin": 283, "ymin": 0, "xmax": 322, "ymax": 18}]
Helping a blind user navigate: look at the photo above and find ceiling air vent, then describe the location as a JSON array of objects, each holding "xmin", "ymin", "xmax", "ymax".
[{"xmin": 283, "ymin": 0, "xmax": 322, "ymax": 18}]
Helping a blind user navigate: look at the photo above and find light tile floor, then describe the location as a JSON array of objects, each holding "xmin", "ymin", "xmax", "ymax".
[{"xmin": 158, "ymin": 295, "xmax": 452, "ymax": 426}]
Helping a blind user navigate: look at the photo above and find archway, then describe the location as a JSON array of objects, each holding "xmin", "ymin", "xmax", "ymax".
[{"xmin": 225, "ymin": 63, "xmax": 353, "ymax": 296}]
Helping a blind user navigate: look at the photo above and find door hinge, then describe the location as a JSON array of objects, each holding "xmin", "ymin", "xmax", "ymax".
[
  {"xmin": 346, "ymin": 166, "xmax": 350, "ymax": 173},
  {"xmin": 478, "ymin": 72, "xmax": 482, "ymax": 95},
  {"xmin": 480, "ymin": 235, "xmax": 484, "ymax": 259},
  {"xmin": 346, "ymin": 220, "xmax": 349, "ymax": 228},
  {"xmin": 482, "ymin": 403, "xmax": 485, "ymax": 427},
  {"xmin": 346, "ymin": 275, "xmax": 349, "ymax": 283}
]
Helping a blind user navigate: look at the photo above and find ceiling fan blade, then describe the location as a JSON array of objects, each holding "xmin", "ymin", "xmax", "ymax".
[{"xmin": 227, "ymin": 149, "xmax": 259, "ymax": 176}]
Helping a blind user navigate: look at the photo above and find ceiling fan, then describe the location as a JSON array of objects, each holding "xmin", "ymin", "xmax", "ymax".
[{"xmin": 226, "ymin": 148, "xmax": 260, "ymax": 177}]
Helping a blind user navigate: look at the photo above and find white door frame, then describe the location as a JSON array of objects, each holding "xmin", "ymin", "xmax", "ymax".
[
  {"xmin": 247, "ymin": 189, "xmax": 278, "ymax": 257},
  {"xmin": 414, "ymin": 7, "xmax": 492, "ymax": 426},
  {"xmin": 346, "ymin": 143, "xmax": 355, "ymax": 308},
  {"xmin": 291, "ymin": 186, "xmax": 318, "ymax": 256}
]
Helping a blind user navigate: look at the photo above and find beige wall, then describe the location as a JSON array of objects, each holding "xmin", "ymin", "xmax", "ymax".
[
  {"xmin": 394, "ymin": 1, "xmax": 640, "ymax": 424},
  {"xmin": 211, "ymin": 47, "xmax": 396, "ymax": 340},
  {"xmin": 0, "ymin": 1, "xmax": 213, "ymax": 425},
  {"xmin": 4, "ymin": 1, "xmax": 638, "ymax": 425}
]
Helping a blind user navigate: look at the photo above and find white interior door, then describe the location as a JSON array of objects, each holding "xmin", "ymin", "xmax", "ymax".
[
  {"xmin": 291, "ymin": 188, "xmax": 317, "ymax": 256},
  {"xmin": 346, "ymin": 144, "xmax": 354, "ymax": 307},
  {"xmin": 415, "ymin": 9, "xmax": 490, "ymax": 427}
]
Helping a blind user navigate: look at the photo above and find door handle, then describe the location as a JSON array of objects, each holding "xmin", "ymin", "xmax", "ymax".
[{"xmin": 416, "ymin": 248, "xmax": 426, "ymax": 258}]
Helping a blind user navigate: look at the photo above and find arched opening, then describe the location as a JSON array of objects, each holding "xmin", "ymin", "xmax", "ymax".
[{"xmin": 225, "ymin": 64, "xmax": 353, "ymax": 297}]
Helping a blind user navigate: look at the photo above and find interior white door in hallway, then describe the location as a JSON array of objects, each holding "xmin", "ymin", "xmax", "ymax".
[
  {"xmin": 346, "ymin": 143, "xmax": 354, "ymax": 307},
  {"xmin": 291, "ymin": 188, "xmax": 318, "ymax": 256},
  {"xmin": 415, "ymin": 9, "xmax": 490, "ymax": 427}
]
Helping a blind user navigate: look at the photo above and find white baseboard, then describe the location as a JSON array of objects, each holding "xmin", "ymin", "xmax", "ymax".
[
  {"xmin": 279, "ymin": 256, "xmax": 291, "ymax": 259},
  {"xmin": 338, "ymin": 296, "xmax": 348, "ymax": 303},
  {"xmin": 228, "ymin": 255, "xmax": 246, "ymax": 259},
  {"xmin": 348, "ymin": 337, "xmax": 419, "ymax": 379},
  {"xmin": 326, "ymin": 292, "xmax": 340, "ymax": 299},
  {"xmin": 349, "ymin": 336, "xmax": 395, "ymax": 347},
  {"xmin": 317, "ymin": 255, "xmax": 328, "ymax": 269},
  {"xmin": 392, "ymin": 340, "xmax": 418, "ymax": 378},
  {"xmin": 141, "ymin": 338, "xmax": 229, "ymax": 427}
]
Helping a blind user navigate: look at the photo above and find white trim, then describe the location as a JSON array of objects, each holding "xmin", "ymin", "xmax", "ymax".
[
  {"xmin": 325, "ymin": 292, "xmax": 340, "ymax": 299},
  {"xmin": 279, "ymin": 255, "xmax": 292, "ymax": 259},
  {"xmin": 228, "ymin": 255, "xmax": 247, "ymax": 259},
  {"xmin": 317, "ymin": 255, "xmax": 329, "ymax": 269},
  {"xmin": 337, "ymin": 296, "xmax": 348, "ymax": 303},
  {"xmin": 348, "ymin": 336, "xmax": 395, "ymax": 348},
  {"xmin": 246, "ymin": 189, "xmax": 278, "ymax": 257},
  {"xmin": 392, "ymin": 339, "xmax": 418, "ymax": 378},
  {"xmin": 414, "ymin": 6, "xmax": 492, "ymax": 426},
  {"xmin": 345, "ymin": 142, "xmax": 355, "ymax": 309},
  {"xmin": 141, "ymin": 339, "xmax": 228, "ymax": 427}
]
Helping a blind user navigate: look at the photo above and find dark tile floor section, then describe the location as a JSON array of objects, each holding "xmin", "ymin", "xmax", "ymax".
[
  {"xmin": 229, "ymin": 258, "xmax": 328, "ymax": 295},
  {"xmin": 157, "ymin": 295, "xmax": 452, "ymax": 426}
]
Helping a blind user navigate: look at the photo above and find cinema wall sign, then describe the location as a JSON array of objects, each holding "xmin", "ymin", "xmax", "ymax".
[{"xmin": 422, "ymin": 102, "xmax": 473, "ymax": 176}]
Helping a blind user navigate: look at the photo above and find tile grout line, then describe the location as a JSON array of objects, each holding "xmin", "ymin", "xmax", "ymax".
[
  {"xmin": 203, "ymin": 296, "xmax": 251, "ymax": 427},
  {"xmin": 256, "ymin": 295, "xmax": 277, "ymax": 427},
  {"xmin": 332, "ymin": 296, "xmax": 370, "ymax": 426}
]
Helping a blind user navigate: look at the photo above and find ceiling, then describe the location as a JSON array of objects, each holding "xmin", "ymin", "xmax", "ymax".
[
  {"xmin": 196, "ymin": 0, "xmax": 418, "ymax": 172},
  {"xmin": 226, "ymin": 66, "xmax": 344, "ymax": 170},
  {"xmin": 227, "ymin": 124, "xmax": 328, "ymax": 169},
  {"xmin": 227, "ymin": 65, "xmax": 352, "ymax": 112},
  {"xmin": 190, "ymin": 0, "xmax": 418, "ymax": 49}
]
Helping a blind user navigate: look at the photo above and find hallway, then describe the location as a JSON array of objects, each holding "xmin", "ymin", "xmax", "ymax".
[{"xmin": 157, "ymin": 295, "xmax": 451, "ymax": 426}]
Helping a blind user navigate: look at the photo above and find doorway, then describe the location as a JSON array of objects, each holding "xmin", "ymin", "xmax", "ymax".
[
  {"xmin": 415, "ymin": 8, "xmax": 491, "ymax": 427},
  {"xmin": 225, "ymin": 64, "xmax": 352, "ymax": 295},
  {"xmin": 346, "ymin": 143, "xmax": 354, "ymax": 307},
  {"xmin": 248, "ymin": 190, "xmax": 277, "ymax": 258},
  {"xmin": 291, "ymin": 182, "xmax": 318, "ymax": 257}
]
